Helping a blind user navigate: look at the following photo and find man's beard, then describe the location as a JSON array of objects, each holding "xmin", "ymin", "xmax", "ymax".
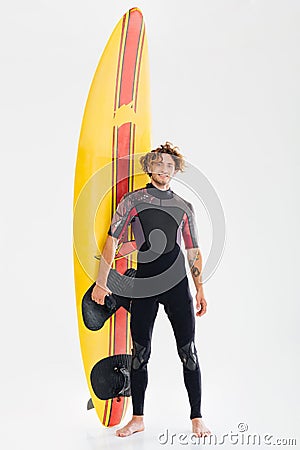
[{"xmin": 151, "ymin": 173, "xmax": 170, "ymax": 186}]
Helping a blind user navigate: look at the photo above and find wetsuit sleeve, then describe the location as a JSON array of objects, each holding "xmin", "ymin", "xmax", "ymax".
[
  {"xmin": 181, "ymin": 202, "xmax": 200, "ymax": 249},
  {"xmin": 107, "ymin": 193, "xmax": 137, "ymax": 241}
]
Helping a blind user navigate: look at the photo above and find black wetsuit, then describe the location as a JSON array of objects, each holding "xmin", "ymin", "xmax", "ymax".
[{"xmin": 108, "ymin": 182, "xmax": 202, "ymax": 419}]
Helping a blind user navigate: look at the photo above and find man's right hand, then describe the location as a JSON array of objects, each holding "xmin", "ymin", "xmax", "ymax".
[{"xmin": 91, "ymin": 284, "xmax": 112, "ymax": 305}]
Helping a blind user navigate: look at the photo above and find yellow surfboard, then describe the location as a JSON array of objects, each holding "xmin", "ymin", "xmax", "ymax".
[{"xmin": 73, "ymin": 7, "xmax": 151, "ymax": 427}]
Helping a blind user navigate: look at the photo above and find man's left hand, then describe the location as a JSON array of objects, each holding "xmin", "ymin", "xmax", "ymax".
[{"xmin": 195, "ymin": 291, "xmax": 207, "ymax": 317}]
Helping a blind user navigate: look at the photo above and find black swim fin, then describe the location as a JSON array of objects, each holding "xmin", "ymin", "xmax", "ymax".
[
  {"xmin": 87, "ymin": 398, "xmax": 94, "ymax": 410},
  {"xmin": 81, "ymin": 268, "xmax": 136, "ymax": 331}
]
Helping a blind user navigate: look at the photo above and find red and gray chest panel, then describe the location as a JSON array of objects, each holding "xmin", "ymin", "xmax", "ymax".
[{"xmin": 108, "ymin": 183, "xmax": 199, "ymax": 254}]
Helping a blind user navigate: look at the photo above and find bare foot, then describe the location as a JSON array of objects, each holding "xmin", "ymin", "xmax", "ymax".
[
  {"xmin": 115, "ymin": 416, "xmax": 145, "ymax": 437},
  {"xmin": 191, "ymin": 418, "xmax": 211, "ymax": 437}
]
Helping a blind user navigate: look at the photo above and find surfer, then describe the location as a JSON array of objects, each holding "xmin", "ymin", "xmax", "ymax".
[{"xmin": 92, "ymin": 142, "xmax": 211, "ymax": 438}]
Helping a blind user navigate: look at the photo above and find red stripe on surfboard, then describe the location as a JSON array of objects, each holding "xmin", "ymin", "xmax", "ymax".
[
  {"xmin": 108, "ymin": 9, "xmax": 144, "ymax": 427},
  {"xmin": 107, "ymin": 127, "xmax": 132, "ymax": 425},
  {"xmin": 114, "ymin": 122, "xmax": 131, "ymax": 352},
  {"xmin": 115, "ymin": 122, "xmax": 131, "ymax": 202},
  {"xmin": 108, "ymin": 126, "xmax": 133, "ymax": 425},
  {"xmin": 103, "ymin": 314, "xmax": 114, "ymax": 425},
  {"xmin": 134, "ymin": 26, "xmax": 145, "ymax": 111},
  {"xmin": 119, "ymin": 11, "xmax": 143, "ymax": 106}
]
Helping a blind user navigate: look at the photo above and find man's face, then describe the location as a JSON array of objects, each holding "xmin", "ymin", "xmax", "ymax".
[{"xmin": 149, "ymin": 153, "xmax": 177, "ymax": 187}]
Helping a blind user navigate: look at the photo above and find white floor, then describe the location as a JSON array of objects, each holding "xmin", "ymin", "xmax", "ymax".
[
  {"xmin": 2, "ymin": 375, "xmax": 298, "ymax": 450},
  {"xmin": 2, "ymin": 303, "xmax": 299, "ymax": 450}
]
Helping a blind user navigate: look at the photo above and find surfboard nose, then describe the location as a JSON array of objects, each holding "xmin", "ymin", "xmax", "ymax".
[{"xmin": 129, "ymin": 7, "xmax": 143, "ymax": 15}]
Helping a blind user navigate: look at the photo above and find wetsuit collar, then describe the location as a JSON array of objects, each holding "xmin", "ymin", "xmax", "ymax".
[{"xmin": 146, "ymin": 182, "xmax": 174, "ymax": 199}]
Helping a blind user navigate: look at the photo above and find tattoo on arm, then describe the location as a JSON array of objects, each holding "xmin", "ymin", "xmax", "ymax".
[
  {"xmin": 188, "ymin": 250, "xmax": 201, "ymax": 268},
  {"xmin": 191, "ymin": 267, "xmax": 200, "ymax": 277}
]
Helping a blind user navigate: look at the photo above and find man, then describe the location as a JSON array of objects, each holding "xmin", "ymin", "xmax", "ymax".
[{"xmin": 92, "ymin": 142, "xmax": 211, "ymax": 438}]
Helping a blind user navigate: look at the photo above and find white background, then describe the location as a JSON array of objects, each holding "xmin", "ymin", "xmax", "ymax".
[{"xmin": 1, "ymin": 1, "xmax": 299, "ymax": 449}]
